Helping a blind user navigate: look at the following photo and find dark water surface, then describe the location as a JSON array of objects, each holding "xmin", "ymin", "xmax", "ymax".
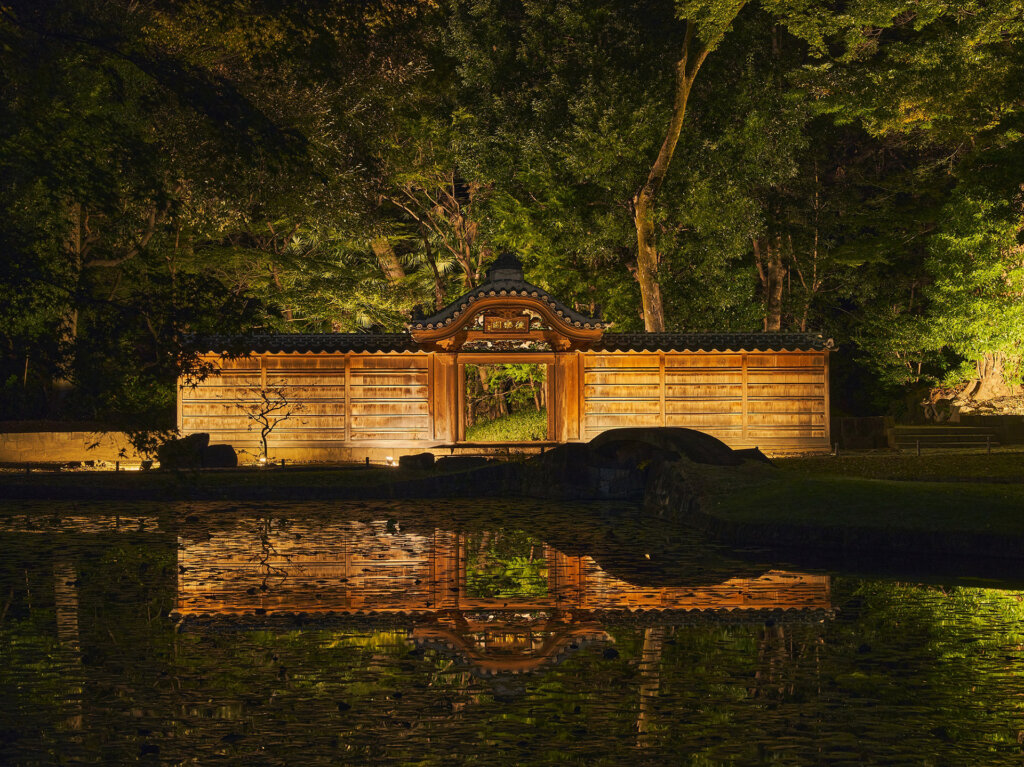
[{"xmin": 2, "ymin": 499, "xmax": 1024, "ymax": 765}]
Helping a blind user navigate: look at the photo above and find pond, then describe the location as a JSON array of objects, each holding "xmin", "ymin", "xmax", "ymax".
[{"xmin": 2, "ymin": 499, "xmax": 1024, "ymax": 765}]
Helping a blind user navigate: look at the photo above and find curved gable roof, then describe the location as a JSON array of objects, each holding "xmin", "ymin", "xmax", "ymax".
[{"xmin": 409, "ymin": 252, "xmax": 606, "ymax": 333}]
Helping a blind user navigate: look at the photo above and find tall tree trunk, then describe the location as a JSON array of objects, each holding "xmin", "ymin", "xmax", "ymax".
[
  {"xmin": 632, "ymin": 34, "xmax": 699, "ymax": 333},
  {"xmin": 964, "ymin": 352, "xmax": 1023, "ymax": 402},
  {"xmin": 631, "ymin": 8, "xmax": 745, "ymax": 331},
  {"xmin": 633, "ymin": 194, "xmax": 668, "ymax": 332},
  {"xmin": 753, "ymin": 237, "xmax": 787, "ymax": 331},
  {"xmin": 54, "ymin": 203, "xmax": 86, "ymax": 408},
  {"xmin": 371, "ymin": 237, "xmax": 405, "ymax": 284},
  {"xmin": 419, "ymin": 228, "xmax": 446, "ymax": 309}
]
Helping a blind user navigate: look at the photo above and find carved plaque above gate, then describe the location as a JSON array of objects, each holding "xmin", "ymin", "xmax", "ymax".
[{"xmin": 483, "ymin": 310, "xmax": 531, "ymax": 334}]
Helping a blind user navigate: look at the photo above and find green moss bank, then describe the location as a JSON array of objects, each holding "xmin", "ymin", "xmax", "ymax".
[{"xmin": 655, "ymin": 460, "xmax": 1024, "ymax": 562}]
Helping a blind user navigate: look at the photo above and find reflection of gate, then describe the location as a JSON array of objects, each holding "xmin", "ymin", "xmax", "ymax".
[{"xmin": 429, "ymin": 530, "xmax": 584, "ymax": 611}]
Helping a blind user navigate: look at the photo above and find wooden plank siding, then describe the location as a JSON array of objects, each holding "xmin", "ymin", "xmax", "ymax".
[
  {"xmin": 179, "ymin": 348, "xmax": 830, "ymax": 459},
  {"xmin": 580, "ymin": 350, "xmax": 829, "ymax": 452},
  {"xmin": 178, "ymin": 353, "xmax": 432, "ymax": 458}
]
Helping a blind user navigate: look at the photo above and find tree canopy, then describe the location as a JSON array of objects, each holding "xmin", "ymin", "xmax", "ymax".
[{"xmin": 1, "ymin": 0, "xmax": 1023, "ymax": 428}]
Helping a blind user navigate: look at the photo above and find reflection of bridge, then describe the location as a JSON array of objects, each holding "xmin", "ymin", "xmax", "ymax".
[{"xmin": 174, "ymin": 519, "xmax": 831, "ymax": 673}]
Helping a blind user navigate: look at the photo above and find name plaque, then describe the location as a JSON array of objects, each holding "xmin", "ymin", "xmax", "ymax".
[{"xmin": 483, "ymin": 312, "xmax": 531, "ymax": 334}]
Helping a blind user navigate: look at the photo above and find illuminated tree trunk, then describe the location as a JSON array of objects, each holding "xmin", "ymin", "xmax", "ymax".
[
  {"xmin": 964, "ymin": 352, "xmax": 1023, "ymax": 402},
  {"xmin": 632, "ymin": 33, "xmax": 700, "ymax": 333},
  {"xmin": 371, "ymin": 237, "xmax": 405, "ymax": 284},
  {"xmin": 419, "ymin": 230, "xmax": 446, "ymax": 310},
  {"xmin": 53, "ymin": 203, "xmax": 86, "ymax": 406},
  {"xmin": 631, "ymin": 8, "xmax": 746, "ymax": 331},
  {"xmin": 753, "ymin": 236, "xmax": 787, "ymax": 331}
]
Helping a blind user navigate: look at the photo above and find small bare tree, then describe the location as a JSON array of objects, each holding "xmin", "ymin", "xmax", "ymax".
[{"xmin": 240, "ymin": 386, "xmax": 303, "ymax": 463}]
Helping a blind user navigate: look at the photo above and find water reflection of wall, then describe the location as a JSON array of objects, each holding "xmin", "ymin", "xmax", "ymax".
[{"xmin": 175, "ymin": 519, "xmax": 830, "ymax": 616}]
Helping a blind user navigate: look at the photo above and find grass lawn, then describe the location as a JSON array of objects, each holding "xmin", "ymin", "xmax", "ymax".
[
  {"xmin": 699, "ymin": 448, "xmax": 1024, "ymax": 542},
  {"xmin": 464, "ymin": 409, "xmax": 548, "ymax": 442},
  {"xmin": 703, "ymin": 467, "xmax": 1024, "ymax": 537},
  {"xmin": 775, "ymin": 448, "xmax": 1024, "ymax": 483}
]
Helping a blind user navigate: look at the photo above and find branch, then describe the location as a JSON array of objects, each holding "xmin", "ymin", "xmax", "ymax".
[{"xmin": 84, "ymin": 203, "xmax": 163, "ymax": 269}]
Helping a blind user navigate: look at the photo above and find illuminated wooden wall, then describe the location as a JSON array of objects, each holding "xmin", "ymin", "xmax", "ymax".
[
  {"xmin": 178, "ymin": 347, "xmax": 829, "ymax": 459},
  {"xmin": 575, "ymin": 351, "xmax": 829, "ymax": 452}
]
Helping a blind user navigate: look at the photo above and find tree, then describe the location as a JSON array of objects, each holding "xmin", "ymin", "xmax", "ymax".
[
  {"xmin": 632, "ymin": 1, "xmax": 747, "ymax": 331},
  {"xmin": 0, "ymin": 0, "xmax": 441, "ymax": 428},
  {"xmin": 926, "ymin": 191, "xmax": 1024, "ymax": 400},
  {"xmin": 240, "ymin": 385, "xmax": 304, "ymax": 462}
]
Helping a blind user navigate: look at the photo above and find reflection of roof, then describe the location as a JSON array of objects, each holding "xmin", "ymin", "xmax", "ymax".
[
  {"xmin": 411, "ymin": 622, "xmax": 611, "ymax": 675},
  {"xmin": 172, "ymin": 607, "xmax": 834, "ymax": 631},
  {"xmin": 595, "ymin": 332, "xmax": 832, "ymax": 353},
  {"xmin": 190, "ymin": 333, "xmax": 417, "ymax": 354},
  {"xmin": 410, "ymin": 253, "xmax": 606, "ymax": 332}
]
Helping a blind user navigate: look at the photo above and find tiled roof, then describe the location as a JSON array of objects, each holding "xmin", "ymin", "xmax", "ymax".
[
  {"xmin": 594, "ymin": 333, "xmax": 832, "ymax": 353},
  {"xmin": 172, "ymin": 607, "xmax": 832, "ymax": 631},
  {"xmin": 410, "ymin": 252, "xmax": 605, "ymax": 332},
  {"xmin": 190, "ymin": 333, "xmax": 417, "ymax": 354},
  {"xmin": 190, "ymin": 331, "xmax": 832, "ymax": 354}
]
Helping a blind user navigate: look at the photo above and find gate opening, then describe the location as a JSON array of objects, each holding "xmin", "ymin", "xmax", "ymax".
[{"xmin": 463, "ymin": 363, "xmax": 548, "ymax": 442}]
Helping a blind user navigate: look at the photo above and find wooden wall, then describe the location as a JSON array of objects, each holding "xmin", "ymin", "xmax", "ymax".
[
  {"xmin": 178, "ymin": 348, "xmax": 829, "ymax": 459},
  {"xmin": 576, "ymin": 351, "xmax": 829, "ymax": 452},
  {"xmin": 179, "ymin": 353, "xmax": 434, "ymax": 459}
]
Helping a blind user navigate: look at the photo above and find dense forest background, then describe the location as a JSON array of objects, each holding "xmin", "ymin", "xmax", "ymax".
[{"xmin": 1, "ymin": 0, "xmax": 1022, "ymax": 432}]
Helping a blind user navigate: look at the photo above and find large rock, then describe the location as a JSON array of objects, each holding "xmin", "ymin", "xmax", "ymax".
[
  {"xmin": 201, "ymin": 443, "xmax": 238, "ymax": 468},
  {"xmin": 521, "ymin": 443, "xmax": 647, "ymax": 500},
  {"xmin": 435, "ymin": 456, "xmax": 490, "ymax": 472},
  {"xmin": 588, "ymin": 438, "xmax": 680, "ymax": 469},
  {"xmin": 732, "ymin": 447, "xmax": 773, "ymax": 465},
  {"xmin": 157, "ymin": 433, "xmax": 209, "ymax": 469},
  {"xmin": 399, "ymin": 452, "xmax": 435, "ymax": 471},
  {"xmin": 588, "ymin": 427, "xmax": 743, "ymax": 466}
]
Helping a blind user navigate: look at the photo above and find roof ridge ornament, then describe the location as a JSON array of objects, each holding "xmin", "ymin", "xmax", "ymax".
[{"xmin": 486, "ymin": 251, "xmax": 525, "ymax": 282}]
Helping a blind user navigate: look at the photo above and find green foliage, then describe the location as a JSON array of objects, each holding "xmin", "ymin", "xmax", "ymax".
[
  {"xmin": 464, "ymin": 529, "xmax": 549, "ymax": 598},
  {"xmin": 465, "ymin": 409, "xmax": 549, "ymax": 442},
  {"xmin": 465, "ymin": 363, "xmax": 547, "ymax": 439},
  {"xmin": 4, "ymin": 0, "xmax": 1024, "ymax": 424},
  {"xmin": 926, "ymin": 190, "xmax": 1024, "ymax": 386}
]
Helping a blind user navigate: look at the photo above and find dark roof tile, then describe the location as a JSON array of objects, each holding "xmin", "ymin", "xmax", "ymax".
[
  {"xmin": 595, "ymin": 332, "xmax": 832, "ymax": 352},
  {"xmin": 190, "ymin": 331, "xmax": 831, "ymax": 354},
  {"xmin": 191, "ymin": 333, "xmax": 417, "ymax": 354}
]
